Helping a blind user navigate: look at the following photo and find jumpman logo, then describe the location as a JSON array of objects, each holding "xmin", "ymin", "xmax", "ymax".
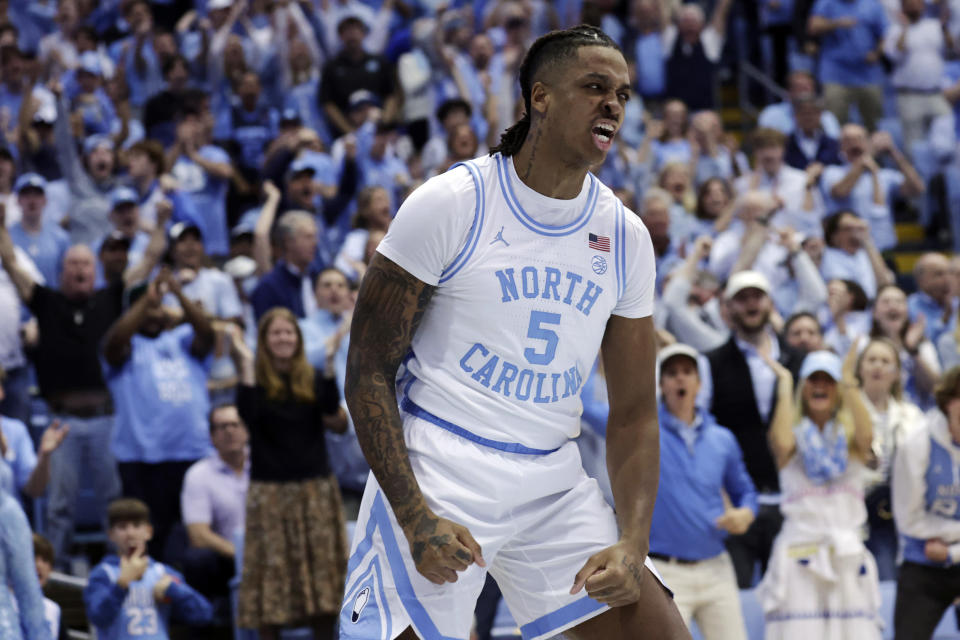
[{"xmin": 490, "ymin": 226, "xmax": 510, "ymax": 247}]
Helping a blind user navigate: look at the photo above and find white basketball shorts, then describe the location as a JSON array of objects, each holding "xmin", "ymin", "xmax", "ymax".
[{"xmin": 338, "ymin": 408, "xmax": 664, "ymax": 640}]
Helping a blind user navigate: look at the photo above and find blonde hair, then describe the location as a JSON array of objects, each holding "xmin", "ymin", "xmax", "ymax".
[
  {"xmin": 255, "ymin": 307, "xmax": 316, "ymax": 403},
  {"xmin": 795, "ymin": 375, "xmax": 857, "ymax": 450},
  {"xmin": 855, "ymin": 337, "xmax": 903, "ymax": 401}
]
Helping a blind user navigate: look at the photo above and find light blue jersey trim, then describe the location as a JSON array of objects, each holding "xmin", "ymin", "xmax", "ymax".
[
  {"xmin": 371, "ymin": 493, "xmax": 461, "ymax": 640},
  {"xmin": 440, "ymin": 161, "xmax": 485, "ymax": 283},
  {"xmin": 613, "ymin": 200, "xmax": 627, "ymax": 300},
  {"xmin": 400, "ymin": 396, "xmax": 561, "ymax": 455},
  {"xmin": 519, "ymin": 594, "xmax": 607, "ymax": 640},
  {"xmin": 495, "ymin": 154, "xmax": 598, "ymax": 237}
]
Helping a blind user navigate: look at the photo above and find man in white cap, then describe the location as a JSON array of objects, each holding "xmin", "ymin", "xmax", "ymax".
[
  {"xmin": 700, "ymin": 270, "xmax": 805, "ymax": 588},
  {"xmin": 651, "ymin": 343, "xmax": 756, "ymax": 640}
]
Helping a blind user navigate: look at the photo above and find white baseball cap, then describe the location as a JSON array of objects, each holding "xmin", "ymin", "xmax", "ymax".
[
  {"xmin": 657, "ymin": 343, "xmax": 700, "ymax": 374},
  {"xmin": 724, "ymin": 270, "xmax": 771, "ymax": 299}
]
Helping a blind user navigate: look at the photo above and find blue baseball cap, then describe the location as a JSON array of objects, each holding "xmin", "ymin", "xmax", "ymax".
[
  {"xmin": 14, "ymin": 172, "xmax": 47, "ymax": 194},
  {"xmin": 109, "ymin": 186, "xmax": 138, "ymax": 209},
  {"xmin": 799, "ymin": 350, "xmax": 842, "ymax": 382},
  {"xmin": 288, "ymin": 156, "xmax": 317, "ymax": 176},
  {"xmin": 79, "ymin": 51, "xmax": 102, "ymax": 76},
  {"xmin": 83, "ymin": 133, "xmax": 114, "ymax": 156},
  {"xmin": 231, "ymin": 208, "xmax": 260, "ymax": 238}
]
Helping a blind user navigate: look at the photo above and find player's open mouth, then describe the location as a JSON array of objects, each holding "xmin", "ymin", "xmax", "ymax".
[{"xmin": 591, "ymin": 123, "xmax": 615, "ymax": 151}]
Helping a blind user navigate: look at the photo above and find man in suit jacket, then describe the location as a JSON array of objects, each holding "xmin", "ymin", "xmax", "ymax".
[{"xmin": 784, "ymin": 94, "xmax": 843, "ymax": 170}]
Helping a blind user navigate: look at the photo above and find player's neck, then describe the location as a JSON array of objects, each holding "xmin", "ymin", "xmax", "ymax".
[{"xmin": 511, "ymin": 137, "xmax": 588, "ymax": 200}]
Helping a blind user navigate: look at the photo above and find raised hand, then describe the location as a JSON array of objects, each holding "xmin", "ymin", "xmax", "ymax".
[{"xmin": 38, "ymin": 420, "xmax": 70, "ymax": 457}]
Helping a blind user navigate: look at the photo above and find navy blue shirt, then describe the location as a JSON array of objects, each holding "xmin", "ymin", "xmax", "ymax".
[{"xmin": 650, "ymin": 403, "xmax": 758, "ymax": 561}]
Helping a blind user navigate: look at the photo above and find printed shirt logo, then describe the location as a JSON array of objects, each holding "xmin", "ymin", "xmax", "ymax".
[
  {"xmin": 588, "ymin": 232, "xmax": 610, "ymax": 252},
  {"xmin": 351, "ymin": 587, "xmax": 371, "ymax": 623},
  {"xmin": 490, "ymin": 226, "xmax": 510, "ymax": 247},
  {"xmin": 591, "ymin": 255, "xmax": 608, "ymax": 275}
]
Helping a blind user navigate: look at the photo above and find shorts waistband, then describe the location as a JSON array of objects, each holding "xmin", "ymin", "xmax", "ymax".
[{"xmin": 400, "ymin": 396, "xmax": 562, "ymax": 456}]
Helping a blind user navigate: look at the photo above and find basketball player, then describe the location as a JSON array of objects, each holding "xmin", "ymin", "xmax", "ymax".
[{"xmin": 339, "ymin": 26, "xmax": 689, "ymax": 640}]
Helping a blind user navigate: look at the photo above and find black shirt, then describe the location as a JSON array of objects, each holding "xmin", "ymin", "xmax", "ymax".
[
  {"xmin": 237, "ymin": 371, "xmax": 341, "ymax": 482},
  {"xmin": 319, "ymin": 52, "xmax": 395, "ymax": 133},
  {"xmin": 27, "ymin": 281, "xmax": 124, "ymax": 398}
]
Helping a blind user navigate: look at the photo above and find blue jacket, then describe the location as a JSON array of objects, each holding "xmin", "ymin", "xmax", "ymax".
[
  {"xmin": 250, "ymin": 260, "xmax": 311, "ymax": 323},
  {"xmin": 650, "ymin": 403, "xmax": 758, "ymax": 561},
  {"xmin": 84, "ymin": 556, "xmax": 212, "ymax": 640}
]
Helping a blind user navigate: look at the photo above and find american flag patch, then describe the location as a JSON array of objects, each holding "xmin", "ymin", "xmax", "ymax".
[{"xmin": 588, "ymin": 233, "xmax": 610, "ymax": 252}]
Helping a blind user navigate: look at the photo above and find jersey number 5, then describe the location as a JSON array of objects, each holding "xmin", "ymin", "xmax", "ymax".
[{"xmin": 524, "ymin": 311, "xmax": 561, "ymax": 365}]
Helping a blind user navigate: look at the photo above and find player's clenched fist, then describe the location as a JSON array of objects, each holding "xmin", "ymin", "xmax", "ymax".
[
  {"xmin": 570, "ymin": 540, "xmax": 647, "ymax": 608},
  {"xmin": 402, "ymin": 510, "xmax": 485, "ymax": 585}
]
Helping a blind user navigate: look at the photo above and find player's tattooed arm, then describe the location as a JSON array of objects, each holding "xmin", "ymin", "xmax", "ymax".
[{"xmin": 345, "ymin": 253, "xmax": 484, "ymax": 583}]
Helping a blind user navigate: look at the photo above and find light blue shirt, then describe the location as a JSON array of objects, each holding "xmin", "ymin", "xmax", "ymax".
[
  {"xmin": 820, "ymin": 245, "xmax": 878, "ymax": 299},
  {"xmin": 811, "ymin": 0, "xmax": 888, "ymax": 86},
  {"xmin": 0, "ymin": 416, "xmax": 36, "ymax": 503},
  {"xmin": 102, "ymin": 324, "xmax": 213, "ymax": 463},
  {"xmin": 908, "ymin": 291, "xmax": 957, "ymax": 345},
  {"xmin": 170, "ymin": 145, "xmax": 231, "ymax": 257},
  {"xmin": 757, "ymin": 101, "xmax": 842, "ymax": 138},
  {"xmin": 162, "ymin": 268, "xmax": 243, "ymax": 320},
  {"xmin": 9, "ymin": 223, "xmax": 70, "ymax": 288},
  {"xmin": 821, "ymin": 164, "xmax": 904, "ymax": 250},
  {"xmin": 634, "ymin": 32, "xmax": 666, "ymax": 97},
  {"xmin": 0, "ymin": 491, "xmax": 49, "ymax": 640}
]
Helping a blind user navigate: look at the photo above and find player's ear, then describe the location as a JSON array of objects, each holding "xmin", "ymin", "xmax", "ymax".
[{"xmin": 530, "ymin": 81, "xmax": 550, "ymax": 116}]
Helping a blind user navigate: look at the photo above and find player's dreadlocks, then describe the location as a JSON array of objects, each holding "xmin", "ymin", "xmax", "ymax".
[{"xmin": 490, "ymin": 25, "xmax": 622, "ymax": 158}]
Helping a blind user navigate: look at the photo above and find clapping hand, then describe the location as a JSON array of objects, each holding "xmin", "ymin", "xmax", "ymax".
[{"xmin": 38, "ymin": 420, "xmax": 70, "ymax": 457}]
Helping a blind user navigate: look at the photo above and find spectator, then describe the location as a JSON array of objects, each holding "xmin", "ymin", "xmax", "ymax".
[
  {"xmin": 783, "ymin": 311, "xmax": 825, "ymax": 354},
  {"xmin": 760, "ymin": 349, "xmax": 880, "ymax": 638},
  {"xmin": 758, "ymin": 70, "xmax": 842, "ymax": 137},
  {"xmin": 0, "ymin": 484, "xmax": 48, "ymax": 640},
  {"xmin": 663, "ymin": 0, "xmax": 734, "ymax": 111},
  {"xmin": 230, "ymin": 308, "xmax": 348, "ymax": 640},
  {"xmin": 0, "ymin": 365, "xmax": 68, "ymax": 503},
  {"xmin": 822, "ymin": 127, "xmax": 924, "ymax": 252},
  {"xmin": 110, "ymin": 2, "xmax": 165, "ymax": 111},
  {"xmin": 319, "ymin": 16, "xmax": 398, "ymax": 138},
  {"xmin": 892, "ymin": 366, "xmax": 960, "ymax": 639},
  {"xmin": 92, "ymin": 186, "xmax": 156, "ymax": 285},
  {"xmin": 229, "ymin": 71, "xmax": 278, "ymax": 183},
  {"xmin": 734, "ymin": 127, "xmax": 825, "ymax": 237},
  {"xmin": 639, "ymin": 187, "xmax": 683, "ymax": 294},
  {"xmin": 0, "ymin": 45, "xmax": 29, "ymax": 123},
  {"xmin": 690, "ymin": 177, "xmax": 736, "ymax": 241},
  {"xmin": 164, "ymin": 222, "xmax": 243, "ymax": 323},
  {"xmin": 168, "ymin": 107, "xmax": 234, "ymax": 259},
  {"xmin": 627, "ymin": 0, "xmax": 668, "ymax": 105},
  {"xmin": 142, "ymin": 55, "xmax": 191, "ymax": 147},
  {"xmin": 820, "ymin": 211, "xmax": 895, "ymax": 301},
  {"xmin": 808, "ymin": 0, "xmax": 888, "ymax": 130},
  {"xmin": 909, "ymin": 252, "xmax": 956, "ymax": 346},
  {"xmin": 822, "ymin": 277, "xmax": 872, "ymax": 355},
  {"xmin": 32, "ymin": 534, "xmax": 68, "ymax": 640},
  {"xmin": 70, "ymin": 51, "xmax": 119, "ymax": 138},
  {"xmin": 84, "ymin": 498, "xmax": 213, "ymax": 639},
  {"xmin": 125, "ymin": 139, "xmax": 201, "ymax": 233},
  {"xmin": 638, "ymin": 99, "xmax": 691, "ymax": 172},
  {"xmin": 702, "ymin": 270, "xmax": 806, "ymax": 588},
  {"xmin": 334, "ymin": 185, "xmax": 391, "ymax": 283},
  {"xmin": 0, "ymin": 223, "xmax": 43, "ymax": 425},
  {"xmin": 649, "ymin": 343, "xmax": 757, "ymax": 640},
  {"xmin": 180, "ymin": 403, "xmax": 249, "ymax": 602},
  {"xmin": 869, "ymin": 284, "xmax": 942, "ymax": 407},
  {"xmin": 689, "ymin": 110, "xmax": 748, "ymax": 187},
  {"xmin": 102, "ymin": 268, "xmax": 215, "ymax": 559},
  {"xmin": 421, "ymin": 98, "xmax": 474, "ymax": 177},
  {"xmin": 251, "ymin": 203, "xmax": 321, "ymax": 323},
  {"xmin": 7, "ymin": 173, "xmax": 69, "ymax": 287},
  {"xmin": 855, "ymin": 337, "xmax": 924, "ymax": 581},
  {"xmin": 883, "ymin": 0, "xmax": 954, "ymax": 152},
  {"xmin": 784, "ymin": 93, "xmax": 844, "ymax": 170},
  {"xmin": 662, "ymin": 236, "xmax": 729, "ymax": 352}
]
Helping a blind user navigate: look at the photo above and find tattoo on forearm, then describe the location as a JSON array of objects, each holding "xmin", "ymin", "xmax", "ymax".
[
  {"xmin": 622, "ymin": 556, "xmax": 644, "ymax": 587},
  {"xmin": 345, "ymin": 256, "xmax": 436, "ymax": 531}
]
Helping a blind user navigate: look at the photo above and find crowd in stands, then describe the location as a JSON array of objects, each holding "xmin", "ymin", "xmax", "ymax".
[{"xmin": 0, "ymin": 0, "xmax": 959, "ymax": 639}]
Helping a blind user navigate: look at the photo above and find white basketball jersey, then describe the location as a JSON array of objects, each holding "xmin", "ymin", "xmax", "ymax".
[{"xmin": 377, "ymin": 153, "xmax": 655, "ymax": 451}]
